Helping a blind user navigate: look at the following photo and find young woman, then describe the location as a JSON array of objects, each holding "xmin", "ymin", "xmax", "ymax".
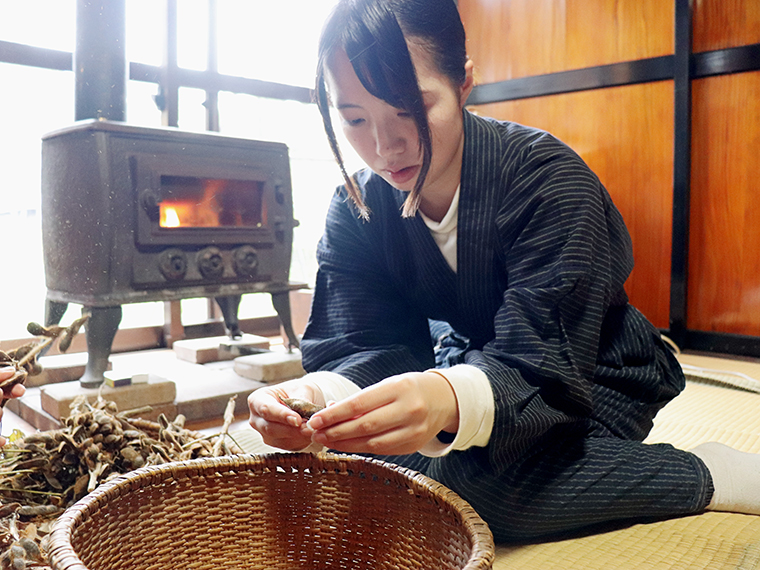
[{"xmin": 248, "ymin": 0, "xmax": 760, "ymax": 542}]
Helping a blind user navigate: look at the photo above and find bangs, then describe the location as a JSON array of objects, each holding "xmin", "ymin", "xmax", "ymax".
[{"xmin": 342, "ymin": 3, "xmax": 417, "ymax": 112}]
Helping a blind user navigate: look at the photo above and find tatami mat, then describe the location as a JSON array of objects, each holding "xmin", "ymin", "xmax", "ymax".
[{"xmin": 493, "ymin": 513, "xmax": 760, "ymax": 570}]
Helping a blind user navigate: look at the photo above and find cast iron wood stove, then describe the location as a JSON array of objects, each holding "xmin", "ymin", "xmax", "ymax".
[{"xmin": 41, "ymin": 120, "xmax": 302, "ymax": 386}]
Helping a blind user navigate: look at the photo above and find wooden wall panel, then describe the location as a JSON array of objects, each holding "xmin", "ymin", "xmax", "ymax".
[
  {"xmin": 687, "ymin": 71, "xmax": 760, "ymax": 336},
  {"xmin": 692, "ymin": 0, "xmax": 760, "ymax": 53},
  {"xmin": 459, "ymin": 0, "xmax": 673, "ymax": 83},
  {"xmin": 469, "ymin": 80, "xmax": 674, "ymax": 329}
]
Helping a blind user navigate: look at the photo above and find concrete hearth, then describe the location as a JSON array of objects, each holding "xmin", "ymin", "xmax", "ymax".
[{"xmin": 7, "ymin": 338, "xmax": 304, "ymax": 432}]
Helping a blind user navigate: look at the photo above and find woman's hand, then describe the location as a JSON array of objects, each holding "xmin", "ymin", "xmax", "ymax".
[
  {"xmin": 247, "ymin": 379, "xmax": 326, "ymax": 451},
  {"xmin": 1, "ymin": 366, "xmax": 27, "ymax": 446},
  {"xmin": 307, "ymin": 371, "xmax": 458, "ymax": 456}
]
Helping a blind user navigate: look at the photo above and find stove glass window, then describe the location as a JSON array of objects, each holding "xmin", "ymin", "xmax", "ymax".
[{"xmin": 158, "ymin": 175, "xmax": 265, "ymax": 229}]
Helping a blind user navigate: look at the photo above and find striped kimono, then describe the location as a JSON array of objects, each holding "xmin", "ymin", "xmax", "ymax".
[{"xmin": 300, "ymin": 110, "xmax": 712, "ymax": 542}]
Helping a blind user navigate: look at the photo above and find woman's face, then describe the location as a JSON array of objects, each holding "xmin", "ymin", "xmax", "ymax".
[{"xmin": 326, "ymin": 42, "xmax": 473, "ymax": 202}]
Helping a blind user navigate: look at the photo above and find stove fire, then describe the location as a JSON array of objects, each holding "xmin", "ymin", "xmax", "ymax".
[{"xmin": 157, "ymin": 176, "xmax": 265, "ymax": 229}]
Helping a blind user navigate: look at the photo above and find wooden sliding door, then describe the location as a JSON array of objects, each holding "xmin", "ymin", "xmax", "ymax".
[{"xmin": 460, "ymin": 0, "xmax": 760, "ymax": 353}]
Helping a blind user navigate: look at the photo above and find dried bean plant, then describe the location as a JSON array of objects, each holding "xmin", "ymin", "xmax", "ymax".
[
  {"xmin": 0, "ymin": 317, "xmax": 89, "ymax": 408},
  {"xmin": 0, "ymin": 322, "xmax": 243, "ymax": 570}
]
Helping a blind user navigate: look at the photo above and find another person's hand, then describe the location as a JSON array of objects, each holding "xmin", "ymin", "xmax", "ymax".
[
  {"xmin": 1, "ymin": 366, "xmax": 27, "ymax": 446},
  {"xmin": 247, "ymin": 379, "xmax": 326, "ymax": 451},
  {"xmin": 307, "ymin": 371, "xmax": 458, "ymax": 456}
]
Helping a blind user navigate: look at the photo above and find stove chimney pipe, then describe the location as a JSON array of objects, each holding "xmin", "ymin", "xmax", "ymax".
[{"xmin": 75, "ymin": 0, "xmax": 127, "ymax": 121}]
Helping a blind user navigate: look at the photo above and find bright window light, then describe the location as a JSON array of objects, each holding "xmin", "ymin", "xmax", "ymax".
[{"xmin": 0, "ymin": 0, "xmax": 354, "ymax": 337}]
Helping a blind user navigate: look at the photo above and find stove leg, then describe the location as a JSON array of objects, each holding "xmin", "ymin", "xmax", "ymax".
[
  {"xmin": 80, "ymin": 305, "xmax": 122, "ymax": 388},
  {"xmin": 45, "ymin": 299, "xmax": 69, "ymax": 327},
  {"xmin": 40, "ymin": 299, "xmax": 69, "ymax": 356},
  {"xmin": 215, "ymin": 295, "xmax": 242, "ymax": 339},
  {"xmin": 271, "ymin": 291, "xmax": 300, "ymax": 351}
]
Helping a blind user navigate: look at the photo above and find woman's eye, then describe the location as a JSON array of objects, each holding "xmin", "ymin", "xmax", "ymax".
[
  {"xmin": 345, "ymin": 117, "xmax": 365, "ymax": 126},
  {"xmin": 397, "ymin": 111, "xmax": 412, "ymax": 119}
]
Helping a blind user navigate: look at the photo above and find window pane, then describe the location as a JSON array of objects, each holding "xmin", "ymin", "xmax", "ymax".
[
  {"xmin": 0, "ymin": 64, "xmax": 73, "ymax": 339},
  {"xmin": 177, "ymin": 0, "xmax": 209, "ymax": 71},
  {"xmin": 217, "ymin": 0, "xmax": 339, "ymax": 87},
  {"xmin": 126, "ymin": 0, "xmax": 164, "ymax": 67},
  {"xmin": 218, "ymin": 93, "xmax": 363, "ymax": 288},
  {"xmin": 178, "ymin": 86, "xmax": 209, "ymax": 131},
  {"xmin": 126, "ymin": 80, "xmax": 163, "ymax": 127},
  {"xmin": 0, "ymin": 0, "xmax": 75, "ymax": 52}
]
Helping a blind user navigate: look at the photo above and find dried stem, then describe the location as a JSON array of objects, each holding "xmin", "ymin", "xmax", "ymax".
[
  {"xmin": 16, "ymin": 337, "xmax": 53, "ymax": 368},
  {"xmin": 212, "ymin": 395, "xmax": 237, "ymax": 456}
]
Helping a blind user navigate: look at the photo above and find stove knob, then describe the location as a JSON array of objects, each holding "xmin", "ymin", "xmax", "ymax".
[
  {"xmin": 197, "ymin": 247, "xmax": 225, "ymax": 280},
  {"xmin": 233, "ymin": 245, "xmax": 258, "ymax": 277},
  {"xmin": 158, "ymin": 248, "xmax": 188, "ymax": 281}
]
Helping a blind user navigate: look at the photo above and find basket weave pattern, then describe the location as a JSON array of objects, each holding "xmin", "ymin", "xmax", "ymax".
[{"xmin": 48, "ymin": 453, "xmax": 494, "ymax": 570}]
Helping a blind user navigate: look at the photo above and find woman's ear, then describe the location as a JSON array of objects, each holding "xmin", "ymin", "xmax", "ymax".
[{"xmin": 460, "ymin": 59, "xmax": 475, "ymax": 107}]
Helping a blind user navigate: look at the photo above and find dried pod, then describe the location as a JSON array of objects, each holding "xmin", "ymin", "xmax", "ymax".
[
  {"xmin": 278, "ymin": 396, "xmax": 324, "ymax": 420},
  {"xmin": 42, "ymin": 472, "xmax": 63, "ymax": 491},
  {"xmin": 26, "ymin": 322, "xmax": 63, "ymax": 338},
  {"xmin": 26, "ymin": 322, "xmax": 47, "ymax": 336},
  {"xmin": 18, "ymin": 538, "xmax": 40, "ymax": 561},
  {"xmin": 119, "ymin": 446, "xmax": 140, "ymax": 463},
  {"xmin": 57, "ymin": 315, "xmax": 88, "ymax": 354},
  {"xmin": 73, "ymin": 474, "xmax": 89, "ymax": 498},
  {"xmin": 25, "ymin": 361, "xmax": 43, "ymax": 377},
  {"xmin": 17, "ymin": 505, "xmax": 61, "ymax": 518},
  {"xmin": 57, "ymin": 330, "xmax": 73, "ymax": 354},
  {"xmin": 103, "ymin": 433, "xmax": 123, "ymax": 446},
  {"xmin": 0, "ymin": 503, "xmax": 20, "ymax": 518},
  {"xmin": 9, "ymin": 545, "xmax": 25, "ymax": 559},
  {"xmin": 15, "ymin": 458, "xmax": 47, "ymax": 470},
  {"xmin": 86, "ymin": 444, "xmax": 100, "ymax": 460},
  {"xmin": 8, "ymin": 343, "xmax": 34, "ymax": 361}
]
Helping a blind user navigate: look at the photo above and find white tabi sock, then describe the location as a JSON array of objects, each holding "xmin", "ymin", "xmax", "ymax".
[{"xmin": 690, "ymin": 442, "xmax": 760, "ymax": 515}]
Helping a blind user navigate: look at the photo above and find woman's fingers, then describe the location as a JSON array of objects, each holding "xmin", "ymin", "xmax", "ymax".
[
  {"xmin": 308, "ymin": 371, "xmax": 457, "ymax": 455},
  {"xmin": 9, "ymin": 384, "xmax": 25, "ymax": 399},
  {"xmin": 247, "ymin": 381, "xmax": 325, "ymax": 451}
]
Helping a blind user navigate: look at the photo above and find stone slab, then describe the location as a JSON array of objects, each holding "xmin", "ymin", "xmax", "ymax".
[
  {"xmin": 7, "ymin": 388, "xmax": 178, "ymax": 431},
  {"xmin": 172, "ymin": 334, "xmax": 270, "ymax": 364},
  {"xmin": 174, "ymin": 365, "xmax": 261, "ymax": 424},
  {"xmin": 233, "ymin": 351, "xmax": 305, "ymax": 383},
  {"xmin": 40, "ymin": 378, "xmax": 177, "ymax": 420}
]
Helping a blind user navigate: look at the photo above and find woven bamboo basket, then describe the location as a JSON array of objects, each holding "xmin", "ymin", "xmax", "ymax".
[{"xmin": 47, "ymin": 452, "xmax": 494, "ymax": 570}]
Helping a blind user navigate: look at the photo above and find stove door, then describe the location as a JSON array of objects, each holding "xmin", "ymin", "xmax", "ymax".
[{"xmin": 132, "ymin": 152, "xmax": 275, "ymax": 247}]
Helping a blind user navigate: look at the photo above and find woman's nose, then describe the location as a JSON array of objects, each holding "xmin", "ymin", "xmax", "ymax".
[{"xmin": 373, "ymin": 124, "xmax": 405, "ymax": 158}]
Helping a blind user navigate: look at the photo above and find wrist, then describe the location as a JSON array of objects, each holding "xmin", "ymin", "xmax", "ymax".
[{"xmin": 426, "ymin": 370, "xmax": 459, "ymax": 433}]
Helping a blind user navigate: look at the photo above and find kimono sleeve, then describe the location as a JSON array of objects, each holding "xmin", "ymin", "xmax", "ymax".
[{"xmin": 299, "ymin": 187, "xmax": 436, "ymax": 388}]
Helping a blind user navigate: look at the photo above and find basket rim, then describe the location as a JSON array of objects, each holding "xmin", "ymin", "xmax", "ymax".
[{"xmin": 47, "ymin": 452, "xmax": 494, "ymax": 570}]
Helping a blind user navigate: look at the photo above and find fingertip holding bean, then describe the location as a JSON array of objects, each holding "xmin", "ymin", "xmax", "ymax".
[
  {"xmin": 307, "ymin": 414, "xmax": 324, "ymax": 430},
  {"xmin": 287, "ymin": 415, "xmax": 302, "ymax": 428}
]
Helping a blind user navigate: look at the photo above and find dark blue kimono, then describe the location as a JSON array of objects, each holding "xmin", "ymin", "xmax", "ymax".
[{"xmin": 301, "ymin": 110, "xmax": 712, "ymax": 542}]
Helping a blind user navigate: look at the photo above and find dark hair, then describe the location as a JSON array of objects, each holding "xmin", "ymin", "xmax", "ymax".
[{"xmin": 316, "ymin": 0, "xmax": 468, "ymax": 218}]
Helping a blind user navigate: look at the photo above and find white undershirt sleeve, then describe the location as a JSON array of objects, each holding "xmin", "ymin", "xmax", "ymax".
[{"xmin": 419, "ymin": 364, "xmax": 495, "ymax": 457}]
